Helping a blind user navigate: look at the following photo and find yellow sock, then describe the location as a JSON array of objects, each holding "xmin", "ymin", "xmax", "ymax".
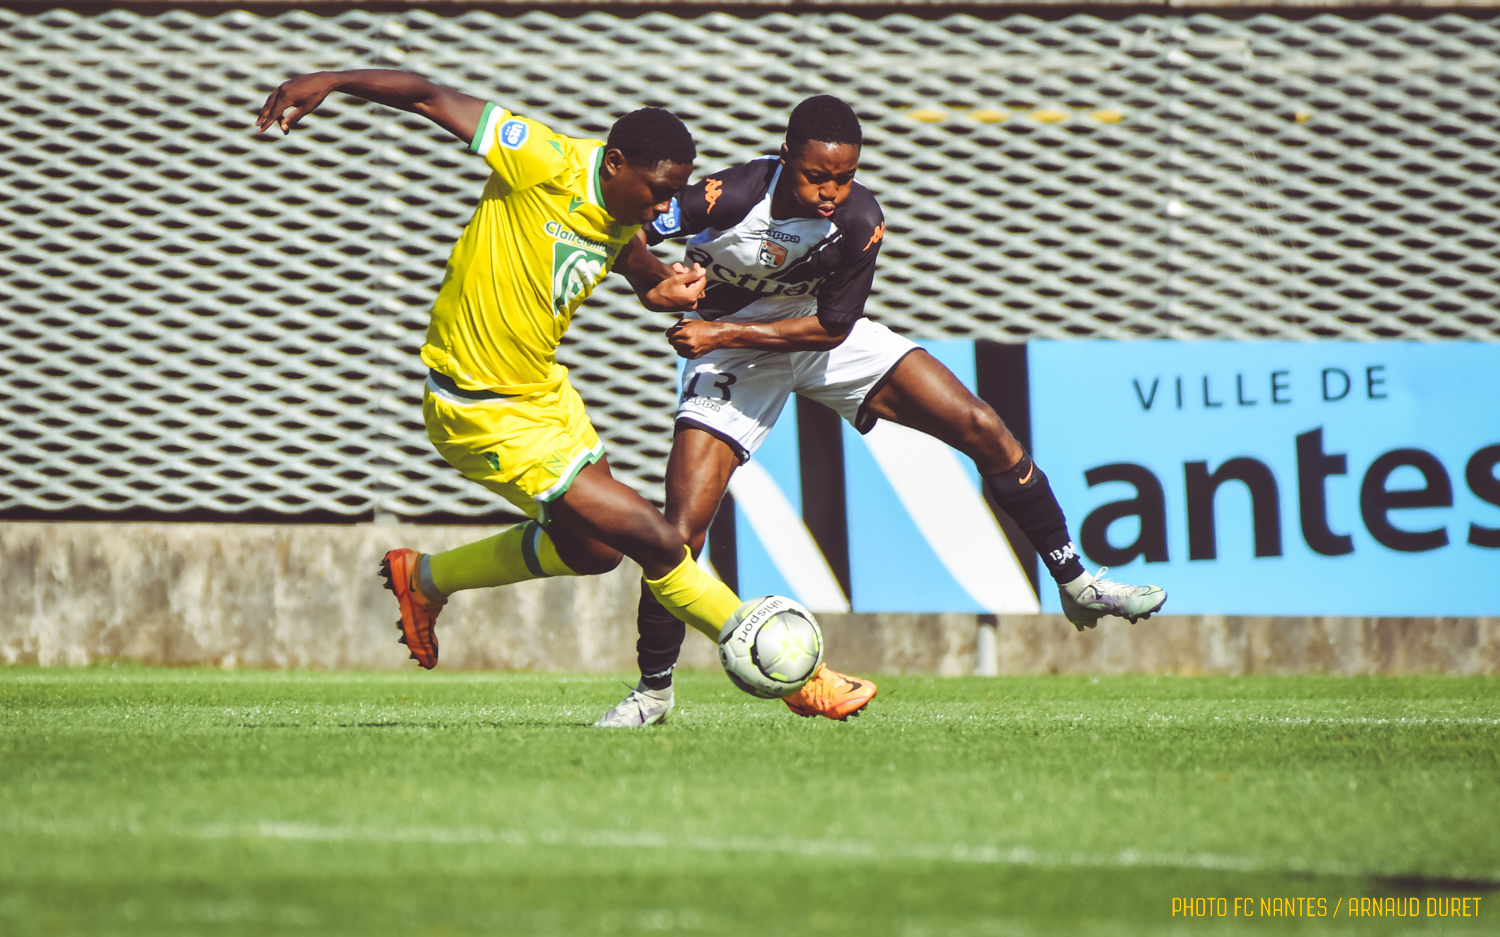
[
  {"xmin": 426, "ymin": 520, "xmax": 576, "ymax": 596},
  {"xmin": 645, "ymin": 549, "xmax": 743, "ymax": 641}
]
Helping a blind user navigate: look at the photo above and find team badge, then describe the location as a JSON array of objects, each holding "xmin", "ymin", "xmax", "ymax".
[
  {"xmin": 551, "ymin": 242, "xmax": 606, "ymax": 317},
  {"xmin": 498, "ymin": 119, "xmax": 529, "ymax": 150},
  {"xmin": 652, "ymin": 198, "xmax": 682, "ymax": 237},
  {"xmin": 757, "ymin": 239, "xmax": 788, "ymax": 268}
]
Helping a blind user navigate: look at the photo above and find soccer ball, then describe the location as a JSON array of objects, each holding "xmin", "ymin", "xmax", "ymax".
[{"xmin": 717, "ymin": 595, "xmax": 824, "ymax": 699}]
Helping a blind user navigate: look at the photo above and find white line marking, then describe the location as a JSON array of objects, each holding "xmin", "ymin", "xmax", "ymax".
[{"xmin": 5, "ymin": 819, "xmax": 1496, "ymax": 884}]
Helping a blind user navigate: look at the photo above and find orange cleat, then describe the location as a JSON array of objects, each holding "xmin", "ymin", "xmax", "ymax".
[
  {"xmin": 379, "ymin": 548, "xmax": 445, "ymax": 670},
  {"xmin": 783, "ymin": 664, "xmax": 877, "ymax": 721}
]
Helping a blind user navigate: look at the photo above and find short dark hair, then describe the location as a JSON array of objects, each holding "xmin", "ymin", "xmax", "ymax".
[
  {"xmin": 607, "ymin": 107, "xmax": 696, "ymax": 167},
  {"xmin": 786, "ymin": 95, "xmax": 862, "ymax": 150}
]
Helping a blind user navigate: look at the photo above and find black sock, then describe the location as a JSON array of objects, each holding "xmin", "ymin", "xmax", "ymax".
[
  {"xmin": 983, "ymin": 454, "xmax": 1085, "ymax": 585},
  {"xmin": 636, "ymin": 579, "xmax": 685, "ymax": 691}
]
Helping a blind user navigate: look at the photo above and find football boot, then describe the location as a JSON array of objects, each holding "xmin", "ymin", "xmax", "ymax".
[
  {"xmin": 783, "ymin": 664, "xmax": 877, "ymax": 721},
  {"xmin": 1060, "ymin": 567, "xmax": 1167, "ymax": 631},
  {"xmin": 379, "ymin": 548, "xmax": 445, "ymax": 669},
  {"xmin": 594, "ymin": 684, "xmax": 675, "ymax": 728}
]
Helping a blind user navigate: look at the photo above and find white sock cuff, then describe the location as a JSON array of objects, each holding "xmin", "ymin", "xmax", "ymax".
[{"xmin": 1061, "ymin": 569, "xmax": 1095, "ymax": 600}]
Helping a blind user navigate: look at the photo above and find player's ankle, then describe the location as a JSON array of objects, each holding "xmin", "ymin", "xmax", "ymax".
[
  {"xmin": 410, "ymin": 554, "xmax": 447, "ymax": 605},
  {"xmin": 635, "ymin": 682, "xmax": 673, "ymax": 701},
  {"xmin": 1061, "ymin": 570, "xmax": 1095, "ymax": 600},
  {"xmin": 639, "ymin": 668, "xmax": 674, "ymax": 692}
]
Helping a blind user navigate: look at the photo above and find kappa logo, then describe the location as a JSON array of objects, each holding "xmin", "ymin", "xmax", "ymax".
[
  {"xmin": 704, "ymin": 178, "xmax": 723, "ymax": 212},
  {"xmin": 498, "ymin": 119, "xmax": 529, "ymax": 150},
  {"xmin": 1049, "ymin": 542, "xmax": 1079, "ymax": 566},
  {"xmin": 758, "ymin": 239, "xmax": 788, "ymax": 268},
  {"xmin": 759, "ymin": 227, "xmax": 801, "ymax": 244},
  {"xmin": 864, "ymin": 223, "xmax": 886, "ymax": 251},
  {"xmin": 551, "ymin": 242, "xmax": 607, "ymax": 317}
]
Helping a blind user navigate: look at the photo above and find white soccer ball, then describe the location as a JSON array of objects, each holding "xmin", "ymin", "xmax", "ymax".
[{"xmin": 717, "ymin": 595, "xmax": 824, "ymax": 699}]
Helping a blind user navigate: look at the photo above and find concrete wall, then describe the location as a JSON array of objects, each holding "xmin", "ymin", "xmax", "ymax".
[
  {"xmin": 0, "ymin": 521, "xmax": 716, "ymax": 672},
  {"xmin": 2, "ymin": 522, "xmax": 1495, "ymax": 675}
]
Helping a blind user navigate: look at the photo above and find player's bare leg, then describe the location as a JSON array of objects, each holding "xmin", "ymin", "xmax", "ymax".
[
  {"xmin": 605, "ymin": 427, "xmax": 877, "ymax": 725},
  {"xmin": 386, "ymin": 456, "xmax": 741, "ymax": 672},
  {"xmin": 548, "ymin": 458, "xmax": 698, "ymax": 582},
  {"xmin": 552, "ymin": 458, "xmax": 745, "ymax": 644},
  {"xmin": 379, "ymin": 461, "xmax": 633, "ymax": 670},
  {"xmin": 596, "ymin": 432, "xmax": 736, "ymax": 726},
  {"xmin": 864, "ymin": 349, "xmax": 1166, "ymax": 629}
]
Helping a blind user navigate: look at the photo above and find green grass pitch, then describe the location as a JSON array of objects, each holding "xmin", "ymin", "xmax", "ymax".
[{"xmin": 1, "ymin": 666, "xmax": 1496, "ymax": 936}]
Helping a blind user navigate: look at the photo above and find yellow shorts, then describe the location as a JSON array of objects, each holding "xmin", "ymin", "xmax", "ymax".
[{"xmin": 422, "ymin": 371, "xmax": 604, "ymax": 522}]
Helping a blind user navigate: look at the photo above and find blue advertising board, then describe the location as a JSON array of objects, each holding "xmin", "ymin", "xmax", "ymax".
[
  {"xmin": 704, "ymin": 341, "xmax": 1498, "ymax": 617},
  {"xmin": 1032, "ymin": 342, "xmax": 1500, "ymax": 616},
  {"xmin": 714, "ymin": 341, "xmax": 1038, "ymax": 614}
]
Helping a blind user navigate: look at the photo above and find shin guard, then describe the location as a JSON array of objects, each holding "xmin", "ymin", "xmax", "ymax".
[{"xmin": 983, "ymin": 454, "xmax": 1085, "ymax": 585}]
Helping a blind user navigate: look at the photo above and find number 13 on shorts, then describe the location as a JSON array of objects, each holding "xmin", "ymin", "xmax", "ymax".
[{"xmin": 682, "ymin": 370, "xmax": 737, "ymax": 402}]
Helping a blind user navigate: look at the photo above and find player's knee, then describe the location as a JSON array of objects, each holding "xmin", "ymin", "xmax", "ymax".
[
  {"xmin": 570, "ymin": 549, "xmax": 623, "ymax": 576},
  {"xmin": 960, "ymin": 400, "xmax": 1009, "ymax": 450},
  {"xmin": 638, "ymin": 522, "xmax": 690, "ymax": 570},
  {"xmin": 557, "ymin": 536, "xmax": 624, "ymax": 576}
]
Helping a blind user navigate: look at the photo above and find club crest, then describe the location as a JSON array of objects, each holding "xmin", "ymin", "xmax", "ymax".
[{"xmin": 757, "ymin": 239, "xmax": 788, "ymax": 268}]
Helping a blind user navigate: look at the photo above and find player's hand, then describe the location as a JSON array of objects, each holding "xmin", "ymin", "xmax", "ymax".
[
  {"xmin": 666, "ymin": 318, "xmax": 725, "ymax": 359},
  {"xmin": 643, "ymin": 262, "xmax": 706, "ymax": 312},
  {"xmin": 256, "ymin": 73, "xmax": 338, "ymax": 135}
]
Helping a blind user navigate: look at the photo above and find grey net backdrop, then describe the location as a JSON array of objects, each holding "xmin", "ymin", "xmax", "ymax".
[{"xmin": 3, "ymin": 7, "xmax": 1498, "ymax": 519}]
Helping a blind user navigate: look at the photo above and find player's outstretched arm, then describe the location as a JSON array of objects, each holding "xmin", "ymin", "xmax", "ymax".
[
  {"xmin": 666, "ymin": 315, "xmax": 851, "ymax": 359},
  {"xmin": 255, "ymin": 69, "xmax": 487, "ymax": 146},
  {"xmin": 616, "ymin": 233, "xmax": 707, "ymax": 313}
]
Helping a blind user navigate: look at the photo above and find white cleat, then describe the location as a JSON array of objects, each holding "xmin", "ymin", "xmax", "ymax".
[
  {"xmin": 594, "ymin": 684, "xmax": 674, "ymax": 728},
  {"xmin": 1060, "ymin": 567, "xmax": 1167, "ymax": 631}
]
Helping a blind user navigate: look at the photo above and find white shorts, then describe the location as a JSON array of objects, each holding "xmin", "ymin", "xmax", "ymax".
[{"xmin": 675, "ymin": 317, "xmax": 920, "ymax": 460}]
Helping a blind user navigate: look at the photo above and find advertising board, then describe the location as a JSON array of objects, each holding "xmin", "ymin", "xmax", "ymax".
[
  {"xmin": 713, "ymin": 342, "xmax": 1500, "ymax": 616},
  {"xmin": 1032, "ymin": 342, "xmax": 1500, "ymax": 616}
]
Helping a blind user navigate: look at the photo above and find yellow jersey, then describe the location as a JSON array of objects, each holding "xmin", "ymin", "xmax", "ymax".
[{"xmin": 420, "ymin": 103, "xmax": 639, "ymax": 394}]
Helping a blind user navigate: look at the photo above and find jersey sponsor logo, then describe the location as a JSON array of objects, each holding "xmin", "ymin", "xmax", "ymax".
[
  {"xmin": 757, "ymin": 239, "xmax": 788, "ymax": 268},
  {"xmin": 498, "ymin": 119, "xmax": 529, "ymax": 150},
  {"xmin": 864, "ymin": 222, "xmax": 885, "ymax": 251},
  {"xmin": 652, "ymin": 198, "xmax": 682, "ymax": 236},
  {"xmin": 685, "ymin": 245, "xmax": 823, "ymax": 298},
  {"xmin": 551, "ymin": 242, "xmax": 606, "ymax": 317},
  {"xmin": 544, "ymin": 220, "xmax": 611, "ymax": 255},
  {"xmin": 704, "ymin": 178, "xmax": 723, "ymax": 212}
]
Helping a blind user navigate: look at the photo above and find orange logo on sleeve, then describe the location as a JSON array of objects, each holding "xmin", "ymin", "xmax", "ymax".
[
  {"xmin": 864, "ymin": 223, "xmax": 885, "ymax": 251},
  {"xmin": 704, "ymin": 178, "xmax": 723, "ymax": 212}
]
